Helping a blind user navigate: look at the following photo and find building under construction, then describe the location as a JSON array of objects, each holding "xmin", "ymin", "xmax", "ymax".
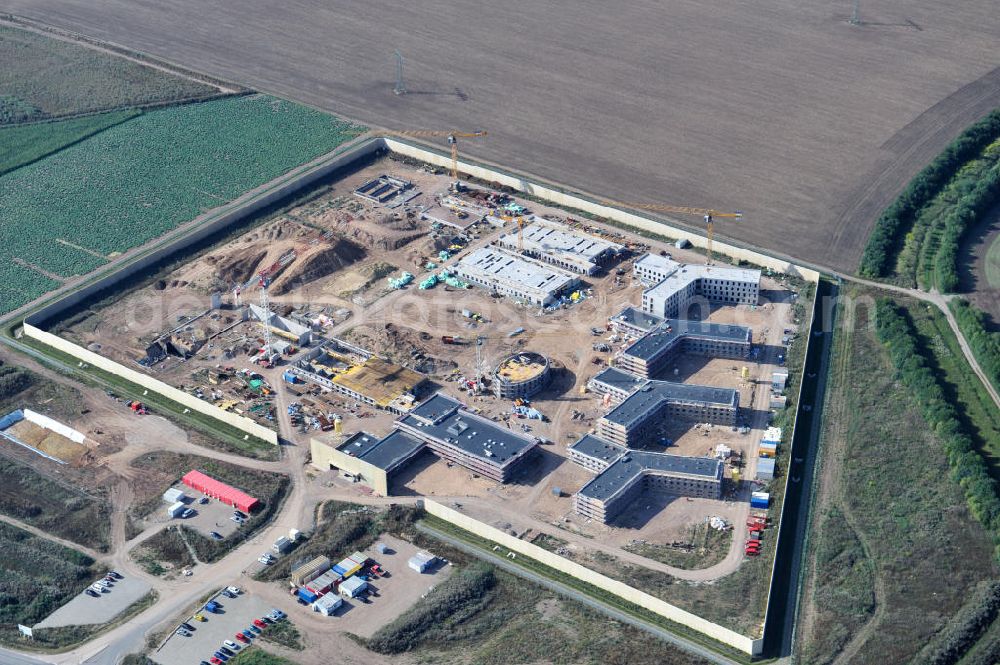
[
  {"xmin": 455, "ymin": 247, "xmax": 579, "ymax": 306},
  {"xmin": 633, "ymin": 253, "xmax": 760, "ymax": 319},
  {"xmin": 595, "ymin": 379, "xmax": 738, "ymax": 448},
  {"xmin": 613, "ymin": 312, "xmax": 752, "ymax": 379},
  {"xmin": 568, "ymin": 434, "xmax": 724, "ymax": 523},
  {"xmin": 310, "ymin": 392, "xmax": 540, "ymax": 495},
  {"xmin": 492, "ymin": 351, "xmax": 551, "ymax": 398},
  {"xmin": 497, "ymin": 217, "xmax": 624, "ymax": 275},
  {"xmin": 289, "ymin": 339, "xmax": 427, "ymax": 414}
]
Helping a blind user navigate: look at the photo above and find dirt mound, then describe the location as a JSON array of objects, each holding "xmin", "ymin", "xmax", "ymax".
[
  {"xmin": 403, "ymin": 235, "xmax": 452, "ymax": 268},
  {"xmin": 308, "ymin": 208, "xmax": 425, "ymax": 251},
  {"xmin": 211, "ymin": 247, "xmax": 267, "ymax": 286},
  {"xmin": 269, "ymin": 239, "xmax": 366, "ymax": 295}
]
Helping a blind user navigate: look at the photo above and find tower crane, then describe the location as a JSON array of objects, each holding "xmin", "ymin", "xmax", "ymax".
[
  {"xmin": 601, "ymin": 201, "xmax": 742, "ymax": 265},
  {"xmin": 380, "ymin": 130, "xmax": 487, "ymax": 188}
]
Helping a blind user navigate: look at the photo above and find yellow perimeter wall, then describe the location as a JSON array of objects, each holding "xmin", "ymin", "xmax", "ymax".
[
  {"xmin": 423, "ymin": 499, "xmax": 763, "ymax": 656},
  {"xmin": 384, "ymin": 138, "xmax": 820, "ymax": 284},
  {"xmin": 310, "ymin": 437, "xmax": 389, "ymax": 495},
  {"xmin": 23, "ymin": 322, "xmax": 279, "ymax": 445}
]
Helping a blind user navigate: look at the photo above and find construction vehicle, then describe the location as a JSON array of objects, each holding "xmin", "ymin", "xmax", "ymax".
[
  {"xmin": 601, "ymin": 200, "xmax": 742, "ymax": 264},
  {"xmin": 380, "ymin": 130, "xmax": 487, "ymax": 189}
]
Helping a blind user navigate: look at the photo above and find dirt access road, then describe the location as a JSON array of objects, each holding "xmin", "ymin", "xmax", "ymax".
[{"xmin": 3, "ymin": 1, "xmax": 1000, "ymax": 272}]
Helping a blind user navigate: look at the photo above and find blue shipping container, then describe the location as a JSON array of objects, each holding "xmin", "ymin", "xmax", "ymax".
[
  {"xmin": 332, "ymin": 564, "xmax": 347, "ymax": 576},
  {"xmin": 750, "ymin": 498, "xmax": 769, "ymax": 509},
  {"xmin": 297, "ymin": 588, "xmax": 318, "ymax": 603}
]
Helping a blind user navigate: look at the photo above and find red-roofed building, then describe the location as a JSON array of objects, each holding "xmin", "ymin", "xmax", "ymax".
[{"xmin": 181, "ymin": 470, "xmax": 260, "ymax": 512}]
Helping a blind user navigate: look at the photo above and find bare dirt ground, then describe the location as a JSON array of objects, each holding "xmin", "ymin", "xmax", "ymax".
[{"xmin": 3, "ymin": 0, "xmax": 1000, "ymax": 273}]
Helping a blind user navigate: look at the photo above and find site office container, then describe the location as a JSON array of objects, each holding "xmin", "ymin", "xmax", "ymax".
[{"xmin": 291, "ymin": 556, "xmax": 332, "ymax": 586}]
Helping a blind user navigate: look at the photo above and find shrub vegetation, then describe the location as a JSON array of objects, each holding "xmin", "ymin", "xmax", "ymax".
[
  {"xmin": 859, "ymin": 108, "xmax": 1000, "ymax": 278},
  {"xmin": 874, "ymin": 298, "xmax": 1000, "ymax": 551},
  {"xmin": 951, "ymin": 298, "xmax": 1000, "ymax": 394},
  {"xmin": 368, "ymin": 563, "xmax": 497, "ymax": 654}
]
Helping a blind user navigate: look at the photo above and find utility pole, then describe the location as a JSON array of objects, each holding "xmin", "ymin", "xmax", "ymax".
[
  {"xmin": 393, "ymin": 50, "xmax": 406, "ymax": 95},
  {"xmin": 849, "ymin": 0, "xmax": 861, "ymax": 25}
]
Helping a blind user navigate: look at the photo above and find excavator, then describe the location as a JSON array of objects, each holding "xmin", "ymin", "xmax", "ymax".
[
  {"xmin": 601, "ymin": 200, "xmax": 742, "ymax": 264},
  {"xmin": 380, "ymin": 130, "xmax": 487, "ymax": 189}
]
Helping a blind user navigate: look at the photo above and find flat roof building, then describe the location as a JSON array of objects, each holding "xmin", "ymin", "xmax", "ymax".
[
  {"xmin": 310, "ymin": 392, "xmax": 539, "ymax": 494},
  {"xmin": 569, "ymin": 434, "xmax": 724, "ymax": 524},
  {"xmin": 616, "ymin": 315, "xmax": 752, "ymax": 378},
  {"xmin": 397, "ymin": 393, "xmax": 539, "ymax": 483},
  {"xmin": 597, "ymin": 379, "xmax": 738, "ymax": 447},
  {"xmin": 587, "ymin": 366, "xmax": 649, "ymax": 404},
  {"xmin": 632, "ymin": 254, "xmax": 760, "ymax": 320},
  {"xmin": 497, "ymin": 217, "xmax": 623, "ymax": 275},
  {"xmin": 455, "ymin": 247, "xmax": 578, "ymax": 306}
]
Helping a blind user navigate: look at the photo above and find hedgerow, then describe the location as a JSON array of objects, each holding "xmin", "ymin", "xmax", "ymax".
[
  {"xmin": 911, "ymin": 580, "xmax": 1000, "ymax": 665},
  {"xmin": 859, "ymin": 109, "xmax": 1000, "ymax": 278},
  {"xmin": 930, "ymin": 161, "xmax": 1000, "ymax": 292},
  {"xmin": 875, "ymin": 298, "xmax": 1000, "ymax": 554}
]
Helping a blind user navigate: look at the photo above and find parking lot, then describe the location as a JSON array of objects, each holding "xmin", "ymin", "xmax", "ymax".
[
  {"xmin": 35, "ymin": 573, "xmax": 150, "ymax": 629},
  {"xmin": 147, "ymin": 485, "xmax": 243, "ymax": 539},
  {"xmin": 152, "ymin": 589, "xmax": 273, "ymax": 665}
]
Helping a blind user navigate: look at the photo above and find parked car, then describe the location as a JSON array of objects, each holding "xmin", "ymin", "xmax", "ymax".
[
  {"xmin": 270, "ymin": 609, "xmax": 286, "ymax": 619},
  {"xmin": 252, "ymin": 619, "xmax": 266, "ymax": 629},
  {"xmin": 209, "ymin": 658, "xmax": 222, "ymax": 665},
  {"xmin": 109, "ymin": 570, "xmax": 123, "ymax": 579},
  {"xmin": 223, "ymin": 640, "xmax": 240, "ymax": 650},
  {"xmin": 175, "ymin": 628, "xmax": 190, "ymax": 637},
  {"xmin": 85, "ymin": 588, "xmax": 99, "ymax": 598},
  {"xmin": 236, "ymin": 633, "xmax": 250, "ymax": 643},
  {"xmin": 230, "ymin": 515, "xmax": 244, "ymax": 524},
  {"xmin": 221, "ymin": 590, "xmax": 235, "ymax": 599},
  {"xmin": 245, "ymin": 627, "xmax": 258, "ymax": 637},
  {"xmin": 233, "ymin": 510, "xmax": 248, "ymax": 519},
  {"xmin": 226, "ymin": 586, "xmax": 242, "ymax": 595},
  {"xmin": 182, "ymin": 508, "xmax": 194, "ymax": 518},
  {"xmin": 194, "ymin": 613, "xmax": 206, "ymax": 622},
  {"xmin": 212, "ymin": 651, "xmax": 228, "ymax": 662},
  {"xmin": 200, "ymin": 496, "xmax": 210, "ymax": 504},
  {"xmin": 210, "ymin": 531, "xmax": 223, "ymax": 540}
]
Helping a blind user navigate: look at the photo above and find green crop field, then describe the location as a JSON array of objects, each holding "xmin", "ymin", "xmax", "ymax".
[
  {"xmin": 0, "ymin": 25, "xmax": 219, "ymax": 124},
  {"xmin": 0, "ymin": 94, "xmax": 365, "ymax": 316},
  {"xmin": 0, "ymin": 109, "xmax": 139, "ymax": 175}
]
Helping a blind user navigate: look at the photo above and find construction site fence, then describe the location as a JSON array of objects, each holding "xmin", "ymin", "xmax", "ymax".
[
  {"xmin": 21, "ymin": 138, "xmax": 382, "ymax": 331},
  {"xmin": 382, "ymin": 138, "xmax": 820, "ymax": 285},
  {"xmin": 23, "ymin": 322, "xmax": 278, "ymax": 445},
  {"xmin": 422, "ymin": 499, "xmax": 763, "ymax": 656},
  {"xmin": 15, "ymin": 140, "xmax": 388, "ymax": 447}
]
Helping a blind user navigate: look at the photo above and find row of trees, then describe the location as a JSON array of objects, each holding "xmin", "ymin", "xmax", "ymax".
[
  {"xmin": 931, "ymin": 161, "xmax": 1000, "ymax": 292},
  {"xmin": 368, "ymin": 562, "xmax": 497, "ymax": 653},
  {"xmin": 875, "ymin": 299, "xmax": 1000, "ymax": 555},
  {"xmin": 951, "ymin": 299, "xmax": 1000, "ymax": 394},
  {"xmin": 859, "ymin": 109, "xmax": 1000, "ymax": 278},
  {"xmin": 912, "ymin": 580, "xmax": 1000, "ymax": 665}
]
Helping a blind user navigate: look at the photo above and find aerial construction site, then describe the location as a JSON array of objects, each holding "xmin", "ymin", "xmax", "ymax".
[{"xmin": 37, "ymin": 148, "xmax": 806, "ymax": 633}]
